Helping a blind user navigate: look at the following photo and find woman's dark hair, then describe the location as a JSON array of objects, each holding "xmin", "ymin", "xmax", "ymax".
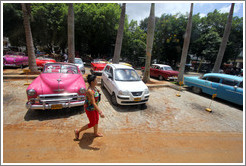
[{"xmin": 87, "ymin": 74, "xmax": 97, "ymax": 85}]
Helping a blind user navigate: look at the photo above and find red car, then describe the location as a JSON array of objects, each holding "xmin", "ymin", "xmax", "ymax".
[
  {"xmin": 36, "ymin": 56, "xmax": 56, "ymax": 69},
  {"xmin": 142, "ymin": 64, "xmax": 179, "ymax": 80},
  {"xmin": 90, "ymin": 59, "xmax": 108, "ymax": 75}
]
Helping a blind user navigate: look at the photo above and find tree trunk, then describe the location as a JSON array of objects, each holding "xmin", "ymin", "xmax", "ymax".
[
  {"xmin": 112, "ymin": 3, "xmax": 126, "ymax": 64},
  {"xmin": 177, "ymin": 3, "xmax": 193, "ymax": 83},
  {"xmin": 212, "ymin": 3, "xmax": 234, "ymax": 73},
  {"xmin": 21, "ymin": 3, "xmax": 38, "ymax": 72},
  {"xmin": 68, "ymin": 3, "xmax": 75, "ymax": 63},
  {"xmin": 143, "ymin": 3, "xmax": 155, "ymax": 83}
]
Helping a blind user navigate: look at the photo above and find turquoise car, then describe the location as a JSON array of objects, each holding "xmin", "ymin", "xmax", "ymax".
[{"xmin": 184, "ymin": 73, "xmax": 243, "ymax": 106}]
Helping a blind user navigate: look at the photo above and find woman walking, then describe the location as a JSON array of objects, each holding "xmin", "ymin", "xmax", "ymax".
[{"xmin": 74, "ymin": 74, "xmax": 105, "ymax": 139}]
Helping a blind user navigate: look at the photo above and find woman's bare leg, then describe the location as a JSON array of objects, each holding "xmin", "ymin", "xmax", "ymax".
[
  {"xmin": 78, "ymin": 124, "xmax": 89, "ymax": 133},
  {"xmin": 75, "ymin": 124, "xmax": 89, "ymax": 139},
  {"xmin": 93, "ymin": 124, "xmax": 103, "ymax": 137}
]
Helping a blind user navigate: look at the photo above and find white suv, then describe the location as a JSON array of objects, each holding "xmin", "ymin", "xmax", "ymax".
[{"xmin": 101, "ymin": 64, "xmax": 150, "ymax": 106}]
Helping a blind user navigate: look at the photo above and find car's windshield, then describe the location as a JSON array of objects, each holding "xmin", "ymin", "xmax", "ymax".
[
  {"xmin": 115, "ymin": 69, "xmax": 141, "ymax": 81},
  {"xmin": 43, "ymin": 64, "xmax": 78, "ymax": 74},
  {"xmin": 161, "ymin": 66, "xmax": 173, "ymax": 71},
  {"xmin": 75, "ymin": 59, "xmax": 83, "ymax": 64},
  {"xmin": 93, "ymin": 59, "xmax": 107, "ymax": 63}
]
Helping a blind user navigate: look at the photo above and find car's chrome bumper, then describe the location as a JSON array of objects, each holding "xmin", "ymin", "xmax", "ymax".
[
  {"xmin": 4, "ymin": 64, "xmax": 17, "ymax": 67},
  {"xmin": 116, "ymin": 94, "xmax": 149, "ymax": 105},
  {"xmin": 26, "ymin": 100, "xmax": 85, "ymax": 110},
  {"xmin": 168, "ymin": 76, "xmax": 178, "ymax": 80},
  {"xmin": 92, "ymin": 70, "xmax": 103, "ymax": 74}
]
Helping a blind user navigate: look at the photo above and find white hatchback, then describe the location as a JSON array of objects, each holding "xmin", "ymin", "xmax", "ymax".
[{"xmin": 101, "ymin": 64, "xmax": 150, "ymax": 106}]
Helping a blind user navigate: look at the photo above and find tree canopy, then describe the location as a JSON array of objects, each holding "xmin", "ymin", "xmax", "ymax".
[{"xmin": 3, "ymin": 3, "xmax": 243, "ymax": 67}]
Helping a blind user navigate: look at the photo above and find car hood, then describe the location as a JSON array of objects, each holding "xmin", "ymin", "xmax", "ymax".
[
  {"xmin": 75, "ymin": 64, "xmax": 84, "ymax": 68},
  {"xmin": 27, "ymin": 73, "xmax": 86, "ymax": 96},
  {"xmin": 115, "ymin": 80, "xmax": 148, "ymax": 92}
]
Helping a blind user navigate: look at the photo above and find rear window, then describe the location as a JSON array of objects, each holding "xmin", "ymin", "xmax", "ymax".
[{"xmin": 222, "ymin": 79, "xmax": 239, "ymax": 86}]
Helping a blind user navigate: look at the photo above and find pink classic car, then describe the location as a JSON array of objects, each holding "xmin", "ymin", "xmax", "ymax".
[
  {"xmin": 3, "ymin": 52, "xmax": 28, "ymax": 68},
  {"xmin": 26, "ymin": 63, "xmax": 86, "ymax": 110}
]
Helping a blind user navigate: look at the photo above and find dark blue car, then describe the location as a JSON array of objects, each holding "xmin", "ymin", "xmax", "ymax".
[{"xmin": 184, "ymin": 73, "xmax": 243, "ymax": 106}]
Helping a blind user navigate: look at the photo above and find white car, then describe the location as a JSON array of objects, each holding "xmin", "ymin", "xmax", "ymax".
[
  {"xmin": 74, "ymin": 58, "xmax": 85, "ymax": 74},
  {"xmin": 101, "ymin": 64, "xmax": 150, "ymax": 106}
]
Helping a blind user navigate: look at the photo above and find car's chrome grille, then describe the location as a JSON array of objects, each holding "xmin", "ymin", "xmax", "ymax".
[
  {"xmin": 38, "ymin": 93, "xmax": 84, "ymax": 104},
  {"xmin": 131, "ymin": 92, "xmax": 143, "ymax": 96}
]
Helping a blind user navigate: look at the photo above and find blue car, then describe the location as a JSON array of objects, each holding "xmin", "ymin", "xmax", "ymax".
[{"xmin": 184, "ymin": 73, "xmax": 243, "ymax": 106}]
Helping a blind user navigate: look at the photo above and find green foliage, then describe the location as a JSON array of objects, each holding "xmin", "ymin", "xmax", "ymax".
[
  {"xmin": 31, "ymin": 3, "xmax": 68, "ymax": 52},
  {"xmin": 151, "ymin": 13, "xmax": 187, "ymax": 67},
  {"xmin": 74, "ymin": 3, "xmax": 121, "ymax": 58},
  {"xmin": 3, "ymin": 4, "xmax": 243, "ymax": 67},
  {"xmin": 121, "ymin": 20, "xmax": 146, "ymax": 66},
  {"xmin": 3, "ymin": 3, "xmax": 25, "ymax": 46}
]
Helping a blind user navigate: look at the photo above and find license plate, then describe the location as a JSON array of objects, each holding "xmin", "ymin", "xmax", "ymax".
[
  {"xmin": 134, "ymin": 98, "xmax": 141, "ymax": 101},
  {"xmin": 51, "ymin": 104, "xmax": 63, "ymax": 110}
]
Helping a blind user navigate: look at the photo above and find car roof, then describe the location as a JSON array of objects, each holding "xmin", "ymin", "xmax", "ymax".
[
  {"xmin": 108, "ymin": 63, "xmax": 133, "ymax": 69},
  {"xmin": 204, "ymin": 73, "xmax": 243, "ymax": 82},
  {"xmin": 45, "ymin": 62, "xmax": 77, "ymax": 66},
  {"xmin": 152, "ymin": 64, "xmax": 171, "ymax": 67}
]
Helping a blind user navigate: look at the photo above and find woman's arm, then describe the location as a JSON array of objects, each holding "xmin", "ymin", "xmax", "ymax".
[{"xmin": 87, "ymin": 90, "xmax": 105, "ymax": 118}]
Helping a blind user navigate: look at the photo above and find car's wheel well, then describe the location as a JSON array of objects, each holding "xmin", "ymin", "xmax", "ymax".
[
  {"xmin": 191, "ymin": 86, "xmax": 202, "ymax": 94},
  {"xmin": 111, "ymin": 92, "xmax": 118, "ymax": 106}
]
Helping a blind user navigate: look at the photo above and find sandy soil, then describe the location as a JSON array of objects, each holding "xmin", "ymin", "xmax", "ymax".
[{"xmin": 2, "ymin": 79, "xmax": 244, "ymax": 163}]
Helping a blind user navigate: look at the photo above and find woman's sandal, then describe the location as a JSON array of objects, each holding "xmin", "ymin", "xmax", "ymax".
[{"xmin": 74, "ymin": 129, "xmax": 79, "ymax": 139}]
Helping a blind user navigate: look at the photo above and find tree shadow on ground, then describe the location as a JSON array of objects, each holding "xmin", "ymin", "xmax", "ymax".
[
  {"xmin": 24, "ymin": 106, "xmax": 84, "ymax": 121},
  {"xmin": 100, "ymin": 86, "xmax": 147, "ymax": 113},
  {"xmin": 75, "ymin": 133, "xmax": 100, "ymax": 151}
]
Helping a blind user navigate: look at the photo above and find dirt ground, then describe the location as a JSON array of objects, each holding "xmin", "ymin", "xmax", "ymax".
[{"xmin": 2, "ymin": 79, "xmax": 244, "ymax": 163}]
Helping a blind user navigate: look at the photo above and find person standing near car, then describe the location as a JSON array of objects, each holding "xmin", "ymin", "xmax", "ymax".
[
  {"xmin": 74, "ymin": 74, "xmax": 105, "ymax": 139},
  {"xmin": 63, "ymin": 53, "xmax": 68, "ymax": 62}
]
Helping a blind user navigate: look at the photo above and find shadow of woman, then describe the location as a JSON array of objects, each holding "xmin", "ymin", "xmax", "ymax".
[{"xmin": 76, "ymin": 133, "xmax": 100, "ymax": 151}]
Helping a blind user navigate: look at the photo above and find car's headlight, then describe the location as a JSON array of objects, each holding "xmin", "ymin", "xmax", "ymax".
[
  {"xmin": 144, "ymin": 88, "xmax": 149, "ymax": 94},
  {"xmin": 79, "ymin": 88, "xmax": 86, "ymax": 94},
  {"xmin": 118, "ymin": 90, "xmax": 129, "ymax": 96},
  {"xmin": 27, "ymin": 89, "xmax": 36, "ymax": 96}
]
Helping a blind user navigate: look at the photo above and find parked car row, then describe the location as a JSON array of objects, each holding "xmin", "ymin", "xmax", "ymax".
[
  {"xmin": 26, "ymin": 62, "xmax": 149, "ymax": 110},
  {"xmin": 22, "ymin": 61, "xmax": 243, "ymax": 110}
]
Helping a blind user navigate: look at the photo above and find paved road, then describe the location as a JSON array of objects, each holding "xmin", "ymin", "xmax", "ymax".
[{"xmin": 2, "ymin": 79, "xmax": 243, "ymax": 163}]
